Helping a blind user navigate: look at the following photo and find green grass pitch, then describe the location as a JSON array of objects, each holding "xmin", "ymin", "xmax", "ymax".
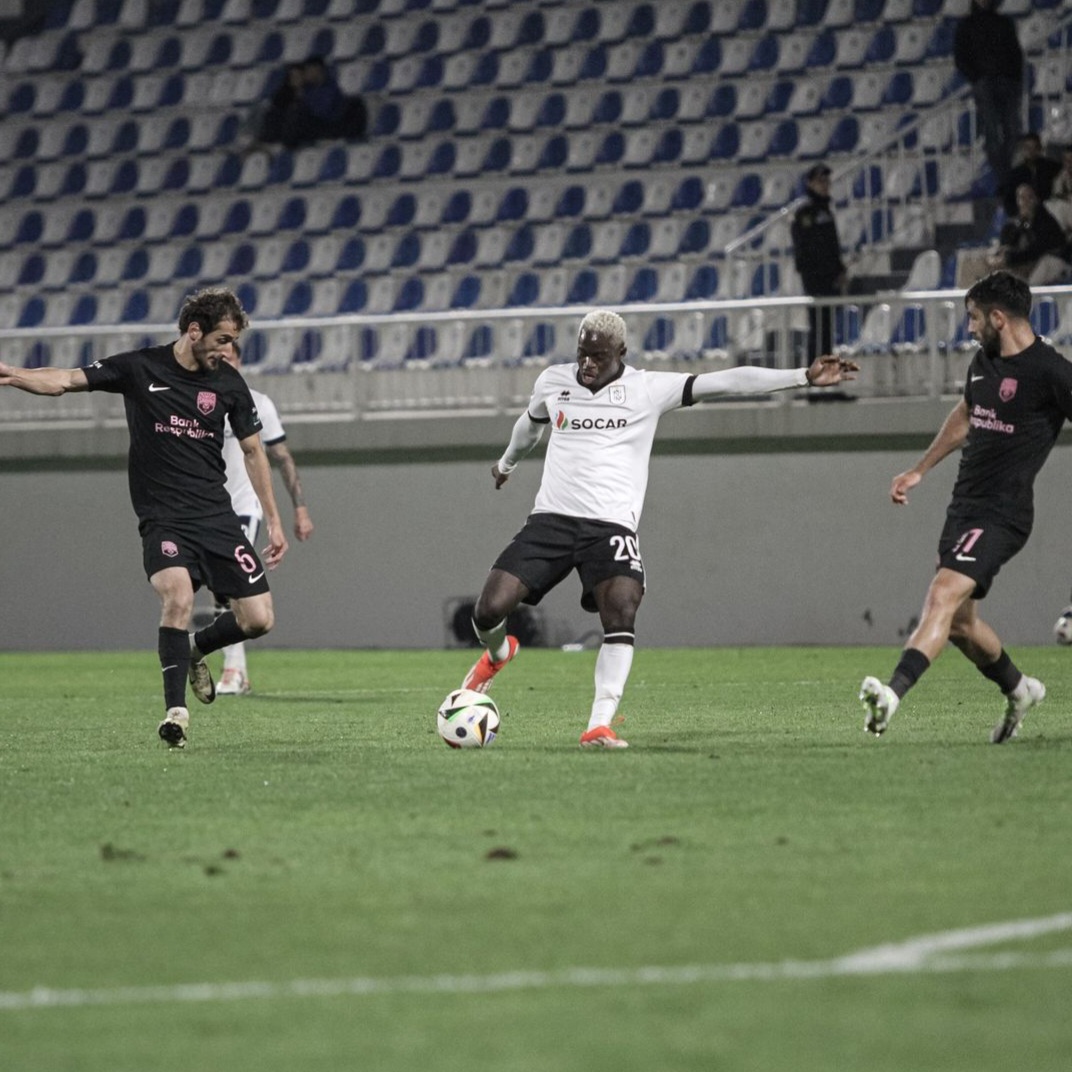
[{"xmin": 2, "ymin": 645, "xmax": 1071, "ymax": 1072}]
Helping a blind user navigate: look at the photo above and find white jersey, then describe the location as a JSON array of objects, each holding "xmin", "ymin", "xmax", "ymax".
[
  {"xmin": 222, "ymin": 386, "xmax": 285, "ymax": 520},
  {"xmin": 526, "ymin": 363, "xmax": 692, "ymax": 529}
]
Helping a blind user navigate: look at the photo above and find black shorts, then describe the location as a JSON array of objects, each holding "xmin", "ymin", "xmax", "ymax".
[
  {"xmin": 937, "ymin": 513, "xmax": 1029, "ymax": 599},
  {"xmin": 140, "ymin": 514, "xmax": 270, "ymax": 599},
  {"xmin": 493, "ymin": 512, "xmax": 645, "ymax": 613}
]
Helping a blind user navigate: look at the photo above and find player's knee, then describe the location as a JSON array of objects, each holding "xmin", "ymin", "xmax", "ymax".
[
  {"xmin": 236, "ymin": 601, "xmax": 274, "ymax": 638},
  {"xmin": 473, "ymin": 594, "xmax": 509, "ymax": 631}
]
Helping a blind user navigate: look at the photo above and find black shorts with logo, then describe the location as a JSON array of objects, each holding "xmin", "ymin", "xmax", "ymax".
[
  {"xmin": 493, "ymin": 512, "xmax": 646, "ymax": 613},
  {"xmin": 937, "ymin": 513, "xmax": 1029, "ymax": 600},
  {"xmin": 140, "ymin": 514, "xmax": 270, "ymax": 599}
]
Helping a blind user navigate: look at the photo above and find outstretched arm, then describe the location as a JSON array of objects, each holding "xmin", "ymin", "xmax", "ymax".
[
  {"xmin": 0, "ymin": 363, "xmax": 89, "ymax": 395},
  {"xmin": 690, "ymin": 355, "xmax": 858, "ymax": 400},
  {"xmin": 491, "ymin": 411, "xmax": 545, "ymax": 489},
  {"xmin": 891, "ymin": 399, "xmax": 970, "ymax": 506}
]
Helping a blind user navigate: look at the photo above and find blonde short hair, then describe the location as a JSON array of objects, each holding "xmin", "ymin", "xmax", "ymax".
[{"xmin": 578, "ymin": 309, "xmax": 626, "ymax": 350}]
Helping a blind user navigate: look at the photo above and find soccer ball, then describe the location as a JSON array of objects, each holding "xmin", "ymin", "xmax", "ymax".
[
  {"xmin": 1054, "ymin": 606, "xmax": 1072, "ymax": 645},
  {"xmin": 436, "ymin": 688, "xmax": 501, "ymax": 749}
]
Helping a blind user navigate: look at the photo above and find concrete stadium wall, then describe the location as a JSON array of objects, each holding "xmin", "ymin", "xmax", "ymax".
[{"xmin": 2, "ymin": 445, "xmax": 1071, "ymax": 653}]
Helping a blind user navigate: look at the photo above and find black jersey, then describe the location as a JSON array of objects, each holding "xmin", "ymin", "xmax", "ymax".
[
  {"xmin": 953, "ymin": 337, "xmax": 1072, "ymax": 529},
  {"xmin": 83, "ymin": 343, "xmax": 262, "ymax": 523}
]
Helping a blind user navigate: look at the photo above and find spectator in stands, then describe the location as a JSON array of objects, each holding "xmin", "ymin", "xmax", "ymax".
[
  {"xmin": 954, "ymin": 0, "xmax": 1024, "ymax": 190},
  {"xmin": 790, "ymin": 164, "xmax": 847, "ymax": 361},
  {"xmin": 212, "ymin": 341, "xmax": 314, "ymax": 696},
  {"xmin": 1045, "ymin": 146, "xmax": 1072, "ymax": 235},
  {"xmin": 251, "ymin": 57, "xmax": 367, "ymax": 152},
  {"xmin": 1001, "ymin": 132, "xmax": 1061, "ymax": 217},
  {"xmin": 989, "ymin": 185, "xmax": 1070, "ymax": 285},
  {"xmin": 252, "ymin": 61, "xmax": 305, "ymax": 148}
]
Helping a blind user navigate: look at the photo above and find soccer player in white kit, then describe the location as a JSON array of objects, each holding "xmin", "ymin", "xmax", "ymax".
[
  {"xmin": 462, "ymin": 309, "xmax": 858, "ymax": 747},
  {"xmin": 215, "ymin": 342, "xmax": 314, "ymax": 694}
]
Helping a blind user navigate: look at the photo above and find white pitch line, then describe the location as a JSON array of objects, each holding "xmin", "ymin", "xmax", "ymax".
[{"xmin": 3, "ymin": 913, "xmax": 1071, "ymax": 1013}]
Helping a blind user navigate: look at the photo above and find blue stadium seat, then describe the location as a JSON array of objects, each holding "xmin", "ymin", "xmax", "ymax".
[
  {"xmin": 447, "ymin": 229, "xmax": 478, "ymax": 268},
  {"xmin": 338, "ymin": 278, "xmax": 368, "ymax": 314},
  {"xmin": 711, "ymin": 123, "xmax": 741, "ymax": 160},
  {"xmin": 69, "ymin": 293, "xmax": 98, "ymax": 326},
  {"xmin": 279, "ymin": 237, "xmax": 310, "ymax": 276},
  {"xmin": 562, "ymin": 223, "xmax": 593, "ymax": 260},
  {"xmin": 883, "ymin": 71, "xmax": 914, "ymax": 106},
  {"xmin": 596, "ymin": 131, "xmax": 625, "ymax": 166},
  {"xmin": 503, "ymin": 224, "xmax": 536, "ymax": 263},
  {"xmin": 613, "ymin": 180, "xmax": 645, "ymax": 215},
  {"xmin": 335, "ymin": 235, "xmax": 365, "ymax": 272},
  {"xmin": 174, "ymin": 246, "xmax": 203, "ymax": 281},
  {"xmin": 329, "ymin": 194, "xmax": 361, "ymax": 231},
  {"xmin": 520, "ymin": 321, "xmax": 555, "ymax": 360},
  {"xmin": 450, "ymin": 274, "xmax": 482, "ymax": 309},
  {"xmin": 496, "ymin": 186, "xmax": 530, "ymax": 223},
  {"xmin": 121, "ymin": 289, "xmax": 150, "ymax": 322},
  {"xmin": 671, "ymin": 176, "xmax": 704, "ymax": 212},
  {"xmin": 425, "ymin": 139, "xmax": 456, "ymax": 176},
  {"xmin": 866, "ymin": 24, "xmax": 896, "ymax": 63},
  {"xmin": 392, "ymin": 232, "xmax": 421, "ymax": 270},
  {"xmin": 678, "ymin": 219, "xmax": 711, "ymax": 256},
  {"xmin": 634, "ymin": 40, "xmax": 664, "ymax": 80},
  {"xmin": 625, "ymin": 266, "xmax": 658, "ymax": 303},
  {"xmin": 768, "ymin": 120, "xmax": 799, "ymax": 157},
  {"xmin": 807, "ymin": 28, "xmax": 836, "ymax": 67},
  {"xmin": 18, "ymin": 252, "xmax": 45, "ymax": 286},
  {"xmin": 691, "ymin": 36, "xmax": 721, "ymax": 75},
  {"xmin": 567, "ymin": 268, "xmax": 598, "ymax": 305},
  {"xmin": 225, "ymin": 242, "xmax": 256, "ymax": 277},
  {"xmin": 69, "ymin": 250, "xmax": 97, "ymax": 285},
  {"xmin": 685, "ymin": 264, "xmax": 720, "ymax": 300},
  {"xmin": 508, "ymin": 271, "xmax": 541, "ymax": 306},
  {"xmin": 391, "ymin": 277, "xmax": 423, "ymax": 314},
  {"xmin": 620, "ymin": 221, "xmax": 651, "ymax": 259},
  {"xmin": 556, "ymin": 185, "xmax": 587, "ymax": 218},
  {"xmin": 643, "ymin": 317, "xmax": 676, "ymax": 354},
  {"xmin": 653, "ymin": 129, "xmax": 683, "ymax": 166},
  {"xmin": 707, "ymin": 84, "xmax": 736, "ymax": 119},
  {"xmin": 18, "ymin": 296, "xmax": 46, "ymax": 329},
  {"xmin": 171, "ymin": 202, "xmax": 199, "ymax": 238},
  {"xmin": 576, "ymin": 42, "xmax": 606, "ymax": 82},
  {"xmin": 386, "ymin": 193, "xmax": 417, "ymax": 228}
]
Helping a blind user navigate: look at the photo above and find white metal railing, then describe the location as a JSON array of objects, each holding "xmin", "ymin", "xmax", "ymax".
[{"xmin": 3, "ymin": 286, "xmax": 1072, "ymax": 426}]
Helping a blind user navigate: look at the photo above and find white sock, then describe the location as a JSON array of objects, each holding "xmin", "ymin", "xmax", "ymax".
[
  {"xmin": 222, "ymin": 641, "xmax": 247, "ymax": 674},
  {"xmin": 586, "ymin": 636, "xmax": 634, "ymax": 731},
  {"xmin": 473, "ymin": 618, "xmax": 510, "ymax": 663}
]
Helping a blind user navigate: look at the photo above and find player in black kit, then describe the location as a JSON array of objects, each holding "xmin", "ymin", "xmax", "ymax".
[
  {"xmin": 0, "ymin": 288, "xmax": 288, "ymax": 748},
  {"xmin": 859, "ymin": 271, "xmax": 1072, "ymax": 743}
]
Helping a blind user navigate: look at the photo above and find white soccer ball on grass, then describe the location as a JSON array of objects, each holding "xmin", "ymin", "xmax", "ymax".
[{"xmin": 436, "ymin": 688, "xmax": 501, "ymax": 749}]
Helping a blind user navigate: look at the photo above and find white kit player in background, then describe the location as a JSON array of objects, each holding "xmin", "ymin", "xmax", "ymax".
[
  {"xmin": 216, "ymin": 342, "xmax": 314, "ymax": 694},
  {"xmin": 462, "ymin": 309, "xmax": 858, "ymax": 748}
]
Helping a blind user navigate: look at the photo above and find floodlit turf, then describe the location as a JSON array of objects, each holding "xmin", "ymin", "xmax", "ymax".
[{"xmin": 2, "ymin": 645, "xmax": 1071, "ymax": 1072}]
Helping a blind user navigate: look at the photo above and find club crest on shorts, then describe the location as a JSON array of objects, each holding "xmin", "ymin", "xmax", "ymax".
[
  {"xmin": 999, "ymin": 377, "xmax": 1018, "ymax": 403},
  {"xmin": 197, "ymin": 391, "xmax": 217, "ymax": 415},
  {"xmin": 161, "ymin": 540, "xmax": 179, "ymax": 558}
]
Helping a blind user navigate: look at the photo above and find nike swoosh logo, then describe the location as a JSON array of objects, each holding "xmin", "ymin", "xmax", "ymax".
[
  {"xmin": 248, "ymin": 572, "xmax": 264, "ymax": 584},
  {"xmin": 971, "ymin": 376, "xmax": 984, "ymax": 382},
  {"xmin": 955, "ymin": 554, "xmax": 976, "ymax": 562},
  {"xmin": 148, "ymin": 383, "xmax": 171, "ymax": 392}
]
